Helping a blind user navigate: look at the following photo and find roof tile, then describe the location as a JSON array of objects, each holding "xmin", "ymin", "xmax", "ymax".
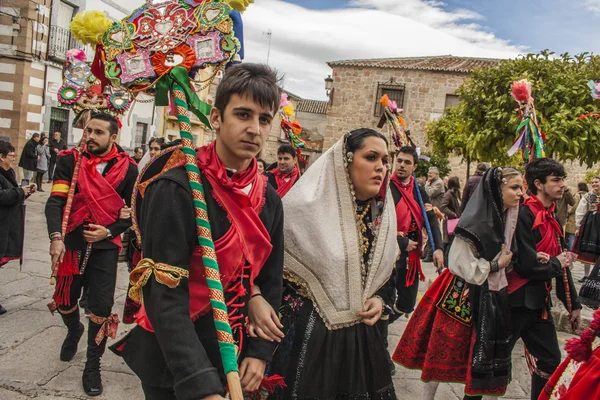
[{"xmin": 327, "ymin": 55, "xmax": 500, "ymax": 73}]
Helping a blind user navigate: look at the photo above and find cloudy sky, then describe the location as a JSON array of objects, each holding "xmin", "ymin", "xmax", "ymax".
[{"xmin": 241, "ymin": 0, "xmax": 600, "ymax": 100}]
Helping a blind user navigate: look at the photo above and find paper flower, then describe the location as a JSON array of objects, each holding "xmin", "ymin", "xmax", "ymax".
[
  {"xmin": 66, "ymin": 49, "xmax": 86, "ymax": 62},
  {"xmin": 280, "ymin": 92, "xmax": 289, "ymax": 108},
  {"xmin": 292, "ymin": 119, "xmax": 301, "ymax": 134},
  {"xmin": 228, "ymin": 0, "xmax": 254, "ymax": 13},
  {"xmin": 283, "ymin": 105, "xmax": 294, "ymax": 117},
  {"xmin": 511, "ymin": 79, "xmax": 532, "ymax": 103},
  {"xmin": 70, "ymin": 11, "xmax": 112, "ymax": 46},
  {"xmin": 380, "ymin": 94, "xmax": 389, "ymax": 107},
  {"xmin": 389, "ymin": 100, "xmax": 398, "ymax": 112},
  {"xmin": 587, "ymin": 80, "xmax": 600, "ymax": 100}
]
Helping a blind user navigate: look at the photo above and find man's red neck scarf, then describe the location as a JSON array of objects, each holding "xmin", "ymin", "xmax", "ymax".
[
  {"xmin": 53, "ymin": 145, "xmax": 134, "ymax": 305},
  {"xmin": 508, "ymin": 194, "xmax": 563, "ymax": 295},
  {"xmin": 270, "ymin": 167, "xmax": 299, "ymax": 197},
  {"xmin": 391, "ymin": 175, "xmax": 426, "ymax": 285},
  {"xmin": 135, "ymin": 142, "xmax": 273, "ymax": 350}
]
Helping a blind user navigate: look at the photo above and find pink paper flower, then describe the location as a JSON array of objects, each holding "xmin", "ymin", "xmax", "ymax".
[
  {"xmin": 511, "ymin": 79, "xmax": 532, "ymax": 103},
  {"xmin": 66, "ymin": 48, "xmax": 86, "ymax": 62},
  {"xmin": 389, "ymin": 100, "xmax": 398, "ymax": 112},
  {"xmin": 280, "ymin": 92, "xmax": 289, "ymax": 108}
]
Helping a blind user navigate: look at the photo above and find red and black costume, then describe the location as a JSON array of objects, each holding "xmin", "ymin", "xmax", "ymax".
[
  {"xmin": 111, "ymin": 143, "xmax": 284, "ymax": 399},
  {"xmin": 45, "ymin": 143, "xmax": 137, "ymax": 393},
  {"xmin": 507, "ymin": 194, "xmax": 581, "ymax": 399},
  {"xmin": 267, "ymin": 167, "xmax": 299, "ymax": 197},
  {"xmin": 390, "ymin": 175, "xmax": 442, "ymax": 315}
]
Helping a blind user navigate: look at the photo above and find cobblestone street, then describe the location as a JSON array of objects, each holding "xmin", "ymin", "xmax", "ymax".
[{"xmin": 0, "ymin": 191, "xmax": 590, "ymax": 399}]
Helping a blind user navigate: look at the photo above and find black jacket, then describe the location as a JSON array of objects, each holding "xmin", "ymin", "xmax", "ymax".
[
  {"xmin": 510, "ymin": 206, "xmax": 581, "ymax": 311},
  {"xmin": 0, "ymin": 167, "xmax": 25, "ymax": 262},
  {"xmin": 18, "ymin": 139, "xmax": 38, "ymax": 171},
  {"xmin": 114, "ymin": 166, "xmax": 284, "ymax": 399},
  {"xmin": 44, "ymin": 148, "xmax": 138, "ymax": 249},
  {"xmin": 49, "ymin": 138, "xmax": 68, "ymax": 161},
  {"xmin": 391, "ymin": 182, "xmax": 443, "ymax": 265}
]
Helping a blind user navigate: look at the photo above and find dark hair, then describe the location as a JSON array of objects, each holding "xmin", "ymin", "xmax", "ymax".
[
  {"xmin": 148, "ymin": 137, "xmax": 165, "ymax": 148},
  {"xmin": 134, "ymin": 146, "xmax": 142, "ymax": 153},
  {"xmin": 90, "ymin": 112, "xmax": 119, "ymax": 135},
  {"xmin": 476, "ymin": 163, "xmax": 488, "ymax": 173},
  {"xmin": 578, "ymin": 182, "xmax": 589, "ymax": 192},
  {"xmin": 215, "ymin": 63, "xmax": 282, "ymax": 117},
  {"xmin": 525, "ymin": 158, "xmax": 566, "ymax": 195},
  {"xmin": 277, "ymin": 144, "xmax": 296, "ymax": 158},
  {"xmin": 31, "ymin": 132, "xmax": 40, "ymax": 140},
  {"xmin": 256, "ymin": 158, "xmax": 266, "ymax": 168},
  {"xmin": 448, "ymin": 176, "xmax": 460, "ymax": 190},
  {"xmin": 0, "ymin": 140, "xmax": 15, "ymax": 157},
  {"xmin": 592, "ymin": 176, "xmax": 600, "ymax": 182},
  {"xmin": 396, "ymin": 145, "xmax": 418, "ymax": 165},
  {"xmin": 345, "ymin": 128, "xmax": 388, "ymax": 154}
]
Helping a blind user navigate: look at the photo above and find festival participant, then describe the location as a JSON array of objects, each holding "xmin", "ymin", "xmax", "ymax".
[
  {"xmin": 574, "ymin": 176, "xmax": 600, "ymax": 276},
  {"xmin": 393, "ymin": 167, "xmax": 523, "ymax": 400},
  {"xmin": 257, "ymin": 158, "xmax": 266, "ymax": 174},
  {"xmin": 267, "ymin": 144, "xmax": 299, "ymax": 197},
  {"xmin": 507, "ymin": 158, "xmax": 581, "ymax": 400},
  {"xmin": 257, "ymin": 128, "xmax": 398, "ymax": 399},
  {"xmin": 45, "ymin": 112, "xmax": 138, "ymax": 396},
  {"xmin": 111, "ymin": 63, "xmax": 284, "ymax": 400},
  {"xmin": 391, "ymin": 146, "xmax": 443, "ymax": 318}
]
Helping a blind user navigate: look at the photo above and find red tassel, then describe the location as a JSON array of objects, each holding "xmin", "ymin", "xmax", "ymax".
[
  {"xmin": 565, "ymin": 329, "xmax": 595, "ymax": 362},
  {"xmin": 261, "ymin": 374, "xmax": 287, "ymax": 394},
  {"xmin": 52, "ymin": 250, "xmax": 79, "ymax": 306}
]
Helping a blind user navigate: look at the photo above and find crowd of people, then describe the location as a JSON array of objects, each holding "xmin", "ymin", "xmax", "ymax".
[{"xmin": 0, "ymin": 62, "xmax": 599, "ymax": 400}]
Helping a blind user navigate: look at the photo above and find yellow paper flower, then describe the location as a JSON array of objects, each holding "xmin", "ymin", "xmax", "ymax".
[
  {"xmin": 228, "ymin": 0, "xmax": 254, "ymax": 13},
  {"xmin": 283, "ymin": 105, "xmax": 294, "ymax": 117},
  {"xmin": 70, "ymin": 11, "xmax": 112, "ymax": 46}
]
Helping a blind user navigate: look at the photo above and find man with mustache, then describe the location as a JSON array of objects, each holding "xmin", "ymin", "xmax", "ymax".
[
  {"xmin": 111, "ymin": 63, "xmax": 284, "ymax": 399},
  {"xmin": 45, "ymin": 113, "xmax": 138, "ymax": 396},
  {"xmin": 267, "ymin": 143, "xmax": 299, "ymax": 197}
]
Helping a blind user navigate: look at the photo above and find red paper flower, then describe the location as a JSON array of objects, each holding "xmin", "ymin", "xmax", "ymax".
[
  {"xmin": 152, "ymin": 44, "xmax": 196, "ymax": 77},
  {"xmin": 511, "ymin": 79, "xmax": 532, "ymax": 103}
]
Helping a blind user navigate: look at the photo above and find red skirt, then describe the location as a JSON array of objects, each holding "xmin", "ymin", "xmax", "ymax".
[
  {"xmin": 392, "ymin": 269, "xmax": 507, "ymax": 396},
  {"xmin": 540, "ymin": 347, "xmax": 600, "ymax": 400}
]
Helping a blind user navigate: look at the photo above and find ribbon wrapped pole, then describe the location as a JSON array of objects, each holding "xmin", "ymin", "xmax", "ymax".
[{"xmin": 171, "ymin": 82, "xmax": 243, "ymax": 399}]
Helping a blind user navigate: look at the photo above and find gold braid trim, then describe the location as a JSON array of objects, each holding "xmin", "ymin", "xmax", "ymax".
[{"xmin": 128, "ymin": 258, "xmax": 189, "ymax": 304}]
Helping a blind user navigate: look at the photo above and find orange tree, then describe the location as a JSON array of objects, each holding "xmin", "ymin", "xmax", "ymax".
[{"xmin": 427, "ymin": 50, "xmax": 600, "ymax": 168}]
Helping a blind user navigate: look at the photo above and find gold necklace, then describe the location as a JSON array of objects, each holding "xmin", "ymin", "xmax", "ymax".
[{"xmin": 357, "ymin": 202, "xmax": 371, "ymax": 255}]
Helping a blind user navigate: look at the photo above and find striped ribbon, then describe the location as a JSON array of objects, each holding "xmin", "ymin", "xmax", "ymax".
[{"xmin": 171, "ymin": 83, "xmax": 242, "ymax": 397}]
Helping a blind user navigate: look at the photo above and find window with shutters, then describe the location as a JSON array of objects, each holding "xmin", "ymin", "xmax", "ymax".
[
  {"xmin": 49, "ymin": 107, "xmax": 69, "ymax": 143},
  {"xmin": 445, "ymin": 94, "xmax": 460, "ymax": 109},
  {"xmin": 135, "ymin": 122, "xmax": 149, "ymax": 149},
  {"xmin": 374, "ymin": 81, "xmax": 405, "ymax": 117}
]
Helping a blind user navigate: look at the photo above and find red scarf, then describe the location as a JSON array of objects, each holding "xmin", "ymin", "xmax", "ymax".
[
  {"xmin": 508, "ymin": 194, "xmax": 562, "ymax": 295},
  {"xmin": 391, "ymin": 175, "xmax": 425, "ymax": 285},
  {"xmin": 270, "ymin": 167, "xmax": 299, "ymax": 197},
  {"xmin": 135, "ymin": 143, "xmax": 272, "ymax": 348}
]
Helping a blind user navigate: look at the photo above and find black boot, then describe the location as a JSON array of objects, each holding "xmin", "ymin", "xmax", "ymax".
[
  {"xmin": 82, "ymin": 320, "xmax": 106, "ymax": 396},
  {"xmin": 531, "ymin": 372, "xmax": 549, "ymax": 400},
  {"xmin": 0, "ymin": 304, "xmax": 7, "ymax": 315},
  {"xmin": 59, "ymin": 308, "xmax": 85, "ymax": 361}
]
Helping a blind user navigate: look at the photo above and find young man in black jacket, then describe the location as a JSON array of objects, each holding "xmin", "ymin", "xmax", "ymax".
[{"xmin": 113, "ymin": 63, "xmax": 284, "ymax": 400}]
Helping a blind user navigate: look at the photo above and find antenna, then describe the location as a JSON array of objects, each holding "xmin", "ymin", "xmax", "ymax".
[{"xmin": 262, "ymin": 29, "xmax": 272, "ymax": 65}]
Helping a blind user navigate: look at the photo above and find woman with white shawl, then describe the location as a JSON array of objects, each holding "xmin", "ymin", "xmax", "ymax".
[{"xmin": 250, "ymin": 128, "xmax": 398, "ymax": 399}]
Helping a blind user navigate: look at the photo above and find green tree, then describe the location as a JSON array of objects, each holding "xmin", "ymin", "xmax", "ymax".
[
  {"xmin": 415, "ymin": 151, "xmax": 451, "ymax": 178},
  {"xmin": 427, "ymin": 51, "xmax": 600, "ymax": 168}
]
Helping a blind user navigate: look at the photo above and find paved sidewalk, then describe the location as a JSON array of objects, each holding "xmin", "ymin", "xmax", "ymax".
[{"xmin": 0, "ymin": 191, "xmax": 586, "ymax": 399}]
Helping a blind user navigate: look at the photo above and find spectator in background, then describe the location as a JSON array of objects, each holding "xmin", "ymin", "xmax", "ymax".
[
  {"xmin": 48, "ymin": 131, "xmax": 67, "ymax": 181},
  {"xmin": 556, "ymin": 185, "xmax": 575, "ymax": 232},
  {"xmin": 256, "ymin": 158, "xmax": 266, "ymax": 174},
  {"xmin": 461, "ymin": 162, "xmax": 488, "ymax": 213},
  {"xmin": 1, "ymin": 140, "xmax": 37, "ymax": 314},
  {"xmin": 132, "ymin": 147, "xmax": 144, "ymax": 164},
  {"xmin": 424, "ymin": 167, "xmax": 445, "ymax": 262},
  {"xmin": 566, "ymin": 182, "xmax": 588, "ymax": 251},
  {"xmin": 148, "ymin": 137, "xmax": 165, "ymax": 158},
  {"xmin": 18, "ymin": 132, "xmax": 40, "ymax": 182},
  {"xmin": 440, "ymin": 176, "xmax": 462, "ymax": 262},
  {"xmin": 443, "ymin": 176, "xmax": 449, "ymax": 192},
  {"xmin": 35, "ymin": 136, "xmax": 50, "ymax": 192}
]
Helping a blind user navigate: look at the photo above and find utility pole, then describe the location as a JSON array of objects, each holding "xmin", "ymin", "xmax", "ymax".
[{"xmin": 262, "ymin": 29, "xmax": 272, "ymax": 65}]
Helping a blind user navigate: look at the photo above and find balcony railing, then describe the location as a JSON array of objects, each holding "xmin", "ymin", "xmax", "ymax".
[{"xmin": 48, "ymin": 25, "xmax": 81, "ymax": 62}]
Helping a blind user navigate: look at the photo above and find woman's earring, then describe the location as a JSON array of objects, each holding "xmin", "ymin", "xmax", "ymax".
[{"xmin": 346, "ymin": 152, "xmax": 354, "ymax": 163}]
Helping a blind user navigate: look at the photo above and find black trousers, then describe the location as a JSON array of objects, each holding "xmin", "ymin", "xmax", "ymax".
[
  {"xmin": 508, "ymin": 307, "xmax": 562, "ymax": 375},
  {"xmin": 394, "ymin": 264, "xmax": 419, "ymax": 314},
  {"xmin": 142, "ymin": 384, "xmax": 177, "ymax": 400},
  {"xmin": 57, "ymin": 248, "xmax": 119, "ymax": 318}
]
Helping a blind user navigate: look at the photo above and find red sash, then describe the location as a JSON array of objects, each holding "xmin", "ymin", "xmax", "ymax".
[
  {"xmin": 136, "ymin": 143, "xmax": 272, "ymax": 344},
  {"xmin": 392, "ymin": 175, "xmax": 425, "ymax": 285},
  {"xmin": 270, "ymin": 168, "xmax": 298, "ymax": 197},
  {"xmin": 508, "ymin": 194, "xmax": 562, "ymax": 294}
]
